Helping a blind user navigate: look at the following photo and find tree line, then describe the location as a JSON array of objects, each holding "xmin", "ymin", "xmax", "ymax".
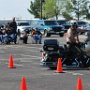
[{"xmin": 27, "ymin": 0, "xmax": 90, "ymax": 20}]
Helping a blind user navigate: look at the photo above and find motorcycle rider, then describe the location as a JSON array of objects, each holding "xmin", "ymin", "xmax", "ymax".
[
  {"xmin": 66, "ymin": 22, "xmax": 80, "ymax": 44},
  {"xmin": 65, "ymin": 22, "xmax": 81, "ymax": 65}
]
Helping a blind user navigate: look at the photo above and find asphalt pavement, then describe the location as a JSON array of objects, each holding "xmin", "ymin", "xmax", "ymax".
[{"xmin": 0, "ymin": 35, "xmax": 90, "ymax": 90}]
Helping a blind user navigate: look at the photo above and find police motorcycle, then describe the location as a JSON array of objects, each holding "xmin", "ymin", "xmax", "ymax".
[
  {"xmin": 40, "ymin": 39, "xmax": 90, "ymax": 69},
  {"xmin": 62, "ymin": 42, "xmax": 90, "ymax": 68},
  {"xmin": 40, "ymin": 39, "xmax": 61, "ymax": 69}
]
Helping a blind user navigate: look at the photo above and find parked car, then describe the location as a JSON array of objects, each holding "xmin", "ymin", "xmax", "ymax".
[
  {"xmin": 56, "ymin": 20, "xmax": 71, "ymax": 32},
  {"xmin": 30, "ymin": 20, "xmax": 65, "ymax": 37},
  {"xmin": 77, "ymin": 21, "xmax": 87, "ymax": 30},
  {"xmin": 70, "ymin": 20, "xmax": 88, "ymax": 34},
  {"xmin": 85, "ymin": 41, "xmax": 90, "ymax": 56},
  {"xmin": 29, "ymin": 20, "xmax": 50, "ymax": 36},
  {"xmin": 16, "ymin": 20, "xmax": 31, "ymax": 35}
]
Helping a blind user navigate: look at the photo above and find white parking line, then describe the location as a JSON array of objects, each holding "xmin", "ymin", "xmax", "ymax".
[
  {"xmin": 23, "ymin": 49, "xmax": 40, "ymax": 52},
  {"xmin": 15, "ymin": 45, "xmax": 42, "ymax": 49},
  {"xmin": 0, "ymin": 45, "xmax": 42, "ymax": 50},
  {"xmin": 0, "ymin": 57, "xmax": 41, "ymax": 61},
  {"xmin": 64, "ymin": 71, "xmax": 83, "ymax": 75},
  {"xmin": 72, "ymin": 73, "xmax": 83, "ymax": 75},
  {"xmin": 5, "ymin": 62, "xmax": 23, "ymax": 67},
  {"xmin": 20, "ymin": 46, "xmax": 42, "ymax": 50},
  {"xmin": 20, "ymin": 60, "xmax": 32, "ymax": 63},
  {"xmin": 20, "ymin": 54, "xmax": 41, "ymax": 58}
]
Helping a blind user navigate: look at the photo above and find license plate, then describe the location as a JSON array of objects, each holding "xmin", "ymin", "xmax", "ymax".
[
  {"xmin": 60, "ymin": 31, "xmax": 64, "ymax": 33},
  {"xmin": 48, "ymin": 47, "xmax": 54, "ymax": 50},
  {"xmin": 56, "ymin": 32, "xmax": 59, "ymax": 34}
]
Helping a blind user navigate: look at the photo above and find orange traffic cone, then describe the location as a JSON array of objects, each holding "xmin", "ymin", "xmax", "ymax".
[
  {"xmin": 56, "ymin": 58, "xmax": 63, "ymax": 73},
  {"xmin": 8, "ymin": 54, "xmax": 14, "ymax": 68},
  {"xmin": 20, "ymin": 77, "xmax": 27, "ymax": 90},
  {"xmin": 76, "ymin": 77, "xmax": 83, "ymax": 90}
]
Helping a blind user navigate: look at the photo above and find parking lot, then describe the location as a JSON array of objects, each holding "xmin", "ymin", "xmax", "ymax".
[{"xmin": 0, "ymin": 35, "xmax": 90, "ymax": 90}]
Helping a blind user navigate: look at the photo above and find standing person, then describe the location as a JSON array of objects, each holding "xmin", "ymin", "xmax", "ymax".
[{"xmin": 9, "ymin": 17, "xmax": 17, "ymax": 44}]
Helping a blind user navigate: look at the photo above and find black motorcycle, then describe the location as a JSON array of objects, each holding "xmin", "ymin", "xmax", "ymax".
[
  {"xmin": 40, "ymin": 39, "xmax": 90, "ymax": 69},
  {"xmin": 62, "ymin": 42, "xmax": 90, "ymax": 68}
]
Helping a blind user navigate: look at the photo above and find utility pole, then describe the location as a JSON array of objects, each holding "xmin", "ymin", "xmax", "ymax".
[
  {"xmin": 77, "ymin": 0, "xmax": 79, "ymax": 21},
  {"xmin": 40, "ymin": 0, "xmax": 45, "ymax": 19},
  {"xmin": 55, "ymin": 0, "xmax": 59, "ymax": 20},
  {"xmin": 40, "ymin": 0, "xmax": 42, "ymax": 19}
]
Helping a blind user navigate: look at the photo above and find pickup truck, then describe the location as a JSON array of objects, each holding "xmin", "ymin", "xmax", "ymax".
[{"xmin": 30, "ymin": 20, "xmax": 65, "ymax": 37}]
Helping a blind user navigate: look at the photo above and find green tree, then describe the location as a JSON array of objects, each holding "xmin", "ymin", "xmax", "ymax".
[
  {"xmin": 79, "ymin": 0, "xmax": 90, "ymax": 19},
  {"xmin": 42, "ymin": 0, "xmax": 57, "ymax": 19},
  {"xmin": 57, "ymin": 0, "xmax": 73, "ymax": 20},
  {"xmin": 27, "ymin": 0, "xmax": 46, "ymax": 19},
  {"xmin": 63, "ymin": 0, "xmax": 90, "ymax": 20},
  {"xmin": 28, "ymin": 0, "xmax": 90, "ymax": 20},
  {"xmin": 71, "ymin": 0, "xmax": 89, "ymax": 20},
  {"xmin": 62, "ymin": 12, "xmax": 73, "ymax": 20},
  {"xmin": 27, "ymin": 0, "xmax": 41, "ymax": 18}
]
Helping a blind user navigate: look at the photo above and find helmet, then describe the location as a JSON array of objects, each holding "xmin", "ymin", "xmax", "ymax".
[{"xmin": 71, "ymin": 22, "xmax": 78, "ymax": 28}]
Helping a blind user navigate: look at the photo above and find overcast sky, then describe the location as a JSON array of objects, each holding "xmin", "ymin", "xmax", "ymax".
[{"xmin": 0, "ymin": 0, "xmax": 34, "ymax": 20}]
